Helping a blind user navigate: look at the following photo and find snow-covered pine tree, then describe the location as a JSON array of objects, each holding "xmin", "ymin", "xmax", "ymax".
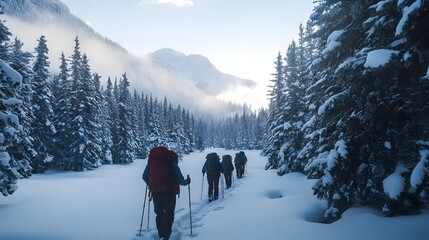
[
  {"xmin": 131, "ymin": 90, "xmax": 145, "ymax": 159},
  {"xmin": 114, "ymin": 73, "xmax": 135, "ymax": 164},
  {"xmin": 67, "ymin": 39, "xmax": 102, "ymax": 170},
  {"xmin": 145, "ymin": 94, "xmax": 167, "ymax": 148},
  {"xmin": 265, "ymin": 52, "xmax": 286, "ymax": 170},
  {"xmin": 255, "ymin": 108, "xmax": 268, "ymax": 151},
  {"xmin": 356, "ymin": 0, "xmax": 429, "ymax": 216},
  {"xmin": 99, "ymin": 79, "xmax": 113, "ymax": 164},
  {"xmin": 297, "ymin": 0, "xmax": 373, "ymax": 222},
  {"xmin": 0, "ymin": 58, "xmax": 23, "ymax": 196},
  {"xmin": 182, "ymin": 109, "xmax": 194, "ymax": 154},
  {"xmin": 31, "ymin": 35, "xmax": 56, "ymax": 173},
  {"xmin": 237, "ymin": 108, "xmax": 250, "ymax": 150},
  {"xmin": 106, "ymin": 77, "xmax": 120, "ymax": 162},
  {"xmin": 0, "ymin": 16, "xmax": 25, "ymax": 195},
  {"xmin": 52, "ymin": 52, "xmax": 72, "ymax": 166},
  {"xmin": 194, "ymin": 119, "xmax": 206, "ymax": 152},
  {"xmin": 277, "ymin": 39, "xmax": 308, "ymax": 175},
  {"xmin": 8, "ymin": 37, "xmax": 34, "ymax": 178},
  {"xmin": 301, "ymin": 0, "xmax": 429, "ymax": 221},
  {"xmin": 168, "ymin": 105, "xmax": 186, "ymax": 154}
]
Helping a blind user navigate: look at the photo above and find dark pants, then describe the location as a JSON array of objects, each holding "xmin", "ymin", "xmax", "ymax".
[
  {"xmin": 152, "ymin": 191, "xmax": 176, "ymax": 240},
  {"xmin": 207, "ymin": 173, "xmax": 220, "ymax": 201},
  {"xmin": 235, "ymin": 164, "xmax": 245, "ymax": 178},
  {"xmin": 224, "ymin": 171, "xmax": 232, "ymax": 188}
]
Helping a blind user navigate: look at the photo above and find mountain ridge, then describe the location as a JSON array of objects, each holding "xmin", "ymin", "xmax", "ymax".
[
  {"xmin": 2, "ymin": 0, "xmax": 252, "ymax": 117},
  {"xmin": 149, "ymin": 48, "xmax": 256, "ymax": 96}
]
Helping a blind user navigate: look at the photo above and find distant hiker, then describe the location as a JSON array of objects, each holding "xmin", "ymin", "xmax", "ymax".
[
  {"xmin": 142, "ymin": 146, "xmax": 191, "ymax": 240},
  {"xmin": 202, "ymin": 152, "xmax": 223, "ymax": 202},
  {"xmin": 221, "ymin": 154, "xmax": 234, "ymax": 189},
  {"xmin": 234, "ymin": 151, "xmax": 247, "ymax": 178}
]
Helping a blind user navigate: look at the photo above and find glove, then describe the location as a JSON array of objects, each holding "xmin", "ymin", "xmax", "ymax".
[{"xmin": 186, "ymin": 175, "xmax": 191, "ymax": 185}]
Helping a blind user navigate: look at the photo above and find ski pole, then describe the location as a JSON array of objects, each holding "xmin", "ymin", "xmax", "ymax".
[
  {"xmin": 147, "ymin": 192, "xmax": 151, "ymax": 229},
  {"xmin": 188, "ymin": 175, "xmax": 193, "ymax": 236},
  {"xmin": 200, "ymin": 173, "xmax": 204, "ymax": 200},
  {"xmin": 138, "ymin": 185, "xmax": 148, "ymax": 236}
]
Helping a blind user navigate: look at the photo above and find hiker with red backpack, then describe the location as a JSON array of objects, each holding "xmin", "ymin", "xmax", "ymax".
[
  {"xmin": 142, "ymin": 146, "xmax": 191, "ymax": 240},
  {"xmin": 202, "ymin": 152, "xmax": 223, "ymax": 202}
]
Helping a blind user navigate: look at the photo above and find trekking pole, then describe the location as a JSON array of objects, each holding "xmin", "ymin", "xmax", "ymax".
[
  {"xmin": 147, "ymin": 192, "xmax": 151, "ymax": 229},
  {"xmin": 138, "ymin": 185, "xmax": 148, "ymax": 236},
  {"xmin": 188, "ymin": 175, "xmax": 193, "ymax": 236},
  {"xmin": 200, "ymin": 173, "xmax": 204, "ymax": 200},
  {"xmin": 221, "ymin": 173, "xmax": 225, "ymax": 199}
]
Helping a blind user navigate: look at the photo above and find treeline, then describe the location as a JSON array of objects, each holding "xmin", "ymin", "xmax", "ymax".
[
  {"xmin": 264, "ymin": 0, "xmax": 429, "ymax": 222},
  {"xmin": 0, "ymin": 16, "xmax": 265, "ymax": 197}
]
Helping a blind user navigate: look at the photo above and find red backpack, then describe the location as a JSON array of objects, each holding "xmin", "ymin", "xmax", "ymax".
[{"xmin": 148, "ymin": 147, "xmax": 179, "ymax": 194}]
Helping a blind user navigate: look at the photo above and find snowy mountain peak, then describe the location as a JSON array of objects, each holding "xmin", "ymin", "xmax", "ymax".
[
  {"xmin": 3, "ymin": 0, "xmax": 70, "ymax": 18},
  {"xmin": 149, "ymin": 48, "xmax": 256, "ymax": 96}
]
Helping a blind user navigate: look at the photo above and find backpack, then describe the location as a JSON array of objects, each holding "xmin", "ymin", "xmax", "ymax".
[
  {"xmin": 148, "ymin": 147, "xmax": 179, "ymax": 194},
  {"xmin": 205, "ymin": 152, "xmax": 221, "ymax": 174},
  {"xmin": 222, "ymin": 155, "xmax": 234, "ymax": 171},
  {"xmin": 234, "ymin": 152, "xmax": 245, "ymax": 165}
]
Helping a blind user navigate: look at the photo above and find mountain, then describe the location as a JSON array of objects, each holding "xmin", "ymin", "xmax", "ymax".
[
  {"xmin": 149, "ymin": 48, "xmax": 256, "ymax": 96},
  {"xmin": 2, "ymin": 0, "xmax": 251, "ymax": 117}
]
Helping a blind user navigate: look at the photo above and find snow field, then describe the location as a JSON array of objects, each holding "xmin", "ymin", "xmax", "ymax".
[{"xmin": 1, "ymin": 148, "xmax": 429, "ymax": 240}]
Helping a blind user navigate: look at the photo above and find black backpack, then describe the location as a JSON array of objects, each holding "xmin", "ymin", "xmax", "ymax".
[{"xmin": 205, "ymin": 153, "xmax": 221, "ymax": 174}]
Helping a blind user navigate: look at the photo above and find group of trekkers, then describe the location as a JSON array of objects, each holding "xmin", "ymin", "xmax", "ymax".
[
  {"xmin": 141, "ymin": 146, "xmax": 248, "ymax": 240},
  {"xmin": 201, "ymin": 151, "xmax": 247, "ymax": 202}
]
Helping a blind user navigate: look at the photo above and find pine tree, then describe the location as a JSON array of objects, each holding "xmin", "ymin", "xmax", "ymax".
[
  {"xmin": 0, "ymin": 59, "xmax": 23, "ymax": 196},
  {"xmin": 8, "ymin": 37, "xmax": 34, "ymax": 178},
  {"xmin": 298, "ymin": 0, "xmax": 429, "ymax": 221},
  {"xmin": 31, "ymin": 35, "xmax": 56, "ymax": 173},
  {"xmin": 0, "ymin": 17, "xmax": 25, "ymax": 195},
  {"xmin": 99, "ymin": 79, "xmax": 113, "ymax": 164},
  {"xmin": 146, "ymin": 95, "xmax": 167, "ymax": 148},
  {"xmin": 67, "ymin": 53, "xmax": 102, "ymax": 171},
  {"xmin": 265, "ymin": 52, "xmax": 286, "ymax": 170},
  {"xmin": 52, "ymin": 52, "xmax": 72, "ymax": 166},
  {"xmin": 114, "ymin": 73, "xmax": 135, "ymax": 164}
]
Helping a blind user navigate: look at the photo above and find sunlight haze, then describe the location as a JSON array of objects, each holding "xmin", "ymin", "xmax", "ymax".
[{"xmin": 60, "ymin": 0, "xmax": 315, "ymax": 109}]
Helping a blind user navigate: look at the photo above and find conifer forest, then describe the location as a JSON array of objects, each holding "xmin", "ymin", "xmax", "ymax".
[{"xmin": 1, "ymin": 0, "xmax": 429, "ymax": 223}]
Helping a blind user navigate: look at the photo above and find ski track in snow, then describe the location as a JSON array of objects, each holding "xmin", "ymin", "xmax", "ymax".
[{"xmin": 134, "ymin": 174, "xmax": 245, "ymax": 240}]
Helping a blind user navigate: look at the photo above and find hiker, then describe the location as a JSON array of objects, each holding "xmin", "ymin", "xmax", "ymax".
[
  {"xmin": 234, "ymin": 151, "xmax": 247, "ymax": 178},
  {"xmin": 202, "ymin": 152, "xmax": 223, "ymax": 202},
  {"xmin": 142, "ymin": 146, "xmax": 191, "ymax": 240},
  {"xmin": 221, "ymin": 154, "xmax": 234, "ymax": 189}
]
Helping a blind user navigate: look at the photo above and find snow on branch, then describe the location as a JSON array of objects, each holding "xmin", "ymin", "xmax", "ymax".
[
  {"xmin": 318, "ymin": 91, "xmax": 346, "ymax": 115},
  {"xmin": 395, "ymin": 0, "xmax": 422, "ymax": 36},
  {"xmin": 383, "ymin": 164, "xmax": 407, "ymax": 199},
  {"xmin": 0, "ymin": 60, "xmax": 22, "ymax": 84},
  {"xmin": 322, "ymin": 30, "xmax": 345, "ymax": 55},
  {"xmin": 364, "ymin": 49, "xmax": 399, "ymax": 68},
  {"xmin": 410, "ymin": 150, "xmax": 429, "ymax": 188}
]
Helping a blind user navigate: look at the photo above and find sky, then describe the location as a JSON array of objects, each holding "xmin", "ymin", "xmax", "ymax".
[
  {"xmin": 1, "ymin": 148, "xmax": 428, "ymax": 240},
  {"xmin": 60, "ymin": 0, "xmax": 315, "ymax": 109}
]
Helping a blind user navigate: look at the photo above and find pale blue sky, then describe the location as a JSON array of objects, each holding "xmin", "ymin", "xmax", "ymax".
[{"xmin": 61, "ymin": 0, "xmax": 314, "ymax": 108}]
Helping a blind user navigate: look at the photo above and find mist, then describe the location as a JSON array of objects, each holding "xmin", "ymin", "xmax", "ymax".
[{"xmin": 4, "ymin": 14, "xmax": 246, "ymax": 118}]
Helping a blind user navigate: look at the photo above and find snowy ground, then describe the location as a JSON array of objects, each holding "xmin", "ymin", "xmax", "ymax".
[{"xmin": 1, "ymin": 148, "xmax": 429, "ymax": 240}]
